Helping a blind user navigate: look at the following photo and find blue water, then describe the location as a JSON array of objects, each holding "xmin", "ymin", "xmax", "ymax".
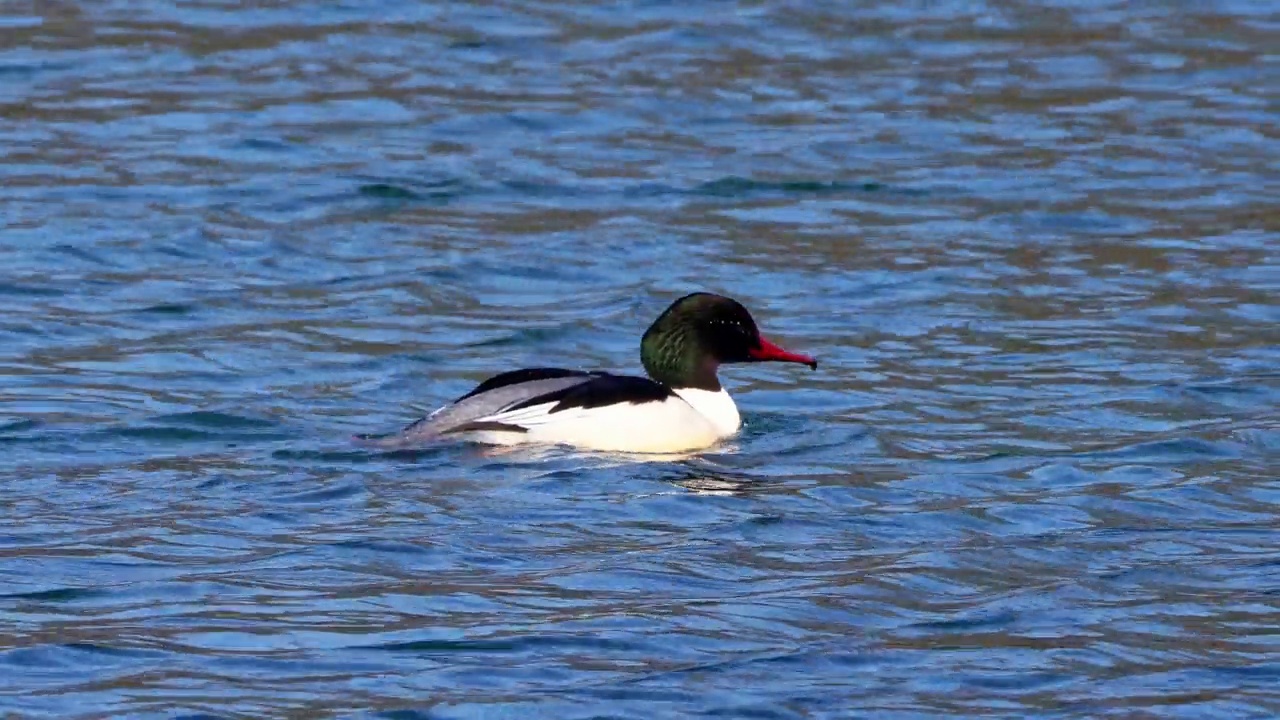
[{"xmin": 2, "ymin": 1, "xmax": 1278, "ymax": 718}]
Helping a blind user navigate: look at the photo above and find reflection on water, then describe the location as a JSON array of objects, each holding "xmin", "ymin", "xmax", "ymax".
[{"xmin": 1, "ymin": 0, "xmax": 1278, "ymax": 717}]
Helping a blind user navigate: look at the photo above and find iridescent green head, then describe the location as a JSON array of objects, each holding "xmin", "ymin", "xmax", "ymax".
[{"xmin": 640, "ymin": 292, "xmax": 817, "ymax": 390}]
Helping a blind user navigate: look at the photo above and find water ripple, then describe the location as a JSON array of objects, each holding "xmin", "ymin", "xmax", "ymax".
[{"xmin": 1, "ymin": 0, "xmax": 1277, "ymax": 717}]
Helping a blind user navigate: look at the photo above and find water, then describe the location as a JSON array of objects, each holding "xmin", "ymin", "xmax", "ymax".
[{"xmin": 2, "ymin": 1, "xmax": 1278, "ymax": 717}]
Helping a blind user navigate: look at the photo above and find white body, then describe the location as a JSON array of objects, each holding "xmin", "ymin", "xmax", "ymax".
[{"xmin": 470, "ymin": 387, "xmax": 741, "ymax": 453}]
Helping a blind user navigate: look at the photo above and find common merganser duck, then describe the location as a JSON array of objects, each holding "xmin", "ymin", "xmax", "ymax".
[{"xmin": 360, "ymin": 292, "xmax": 816, "ymax": 453}]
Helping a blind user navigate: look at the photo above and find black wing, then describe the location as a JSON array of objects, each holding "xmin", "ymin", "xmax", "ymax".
[
  {"xmin": 505, "ymin": 373, "xmax": 674, "ymax": 414},
  {"xmin": 361, "ymin": 371, "xmax": 675, "ymax": 448},
  {"xmin": 454, "ymin": 367, "xmax": 598, "ymax": 403}
]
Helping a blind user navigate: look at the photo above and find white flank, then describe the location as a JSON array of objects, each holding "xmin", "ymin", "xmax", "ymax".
[
  {"xmin": 671, "ymin": 387, "xmax": 741, "ymax": 437},
  {"xmin": 463, "ymin": 389, "xmax": 741, "ymax": 454}
]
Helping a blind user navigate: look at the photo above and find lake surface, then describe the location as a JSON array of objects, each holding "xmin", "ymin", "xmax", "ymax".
[{"xmin": 2, "ymin": 1, "xmax": 1278, "ymax": 717}]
